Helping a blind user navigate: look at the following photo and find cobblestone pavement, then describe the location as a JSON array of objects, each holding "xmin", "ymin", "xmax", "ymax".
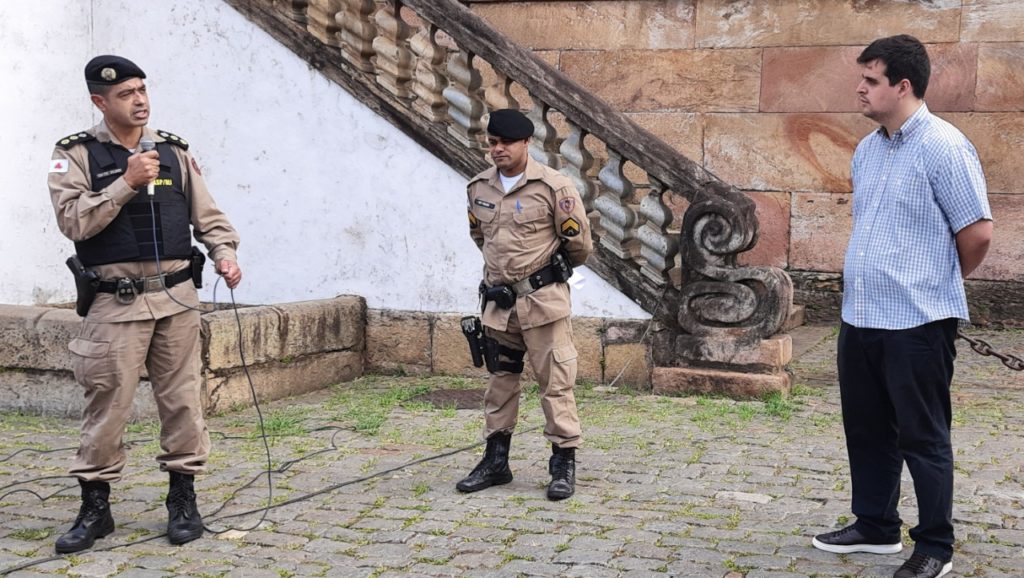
[{"xmin": 0, "ymin": 326, "xmax": 1021, "ymax": 577}]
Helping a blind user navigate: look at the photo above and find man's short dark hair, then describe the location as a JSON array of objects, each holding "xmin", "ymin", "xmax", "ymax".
[
  {"xmin": 87, "ymin": 82, "xmax": 112, "ymax": 96},
  {"xmin": 857, "ymin": 34, "xmax": 930, "ymax": 99}
]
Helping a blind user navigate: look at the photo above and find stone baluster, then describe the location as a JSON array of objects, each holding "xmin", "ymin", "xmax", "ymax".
[
  {"xmin": 372, "ymin": 2, "xmax": 414, "ymax": 99},
  {"xmin": 594, "ymin": 149, "xmax": 640, "ymax": 259},
  {"xmin": 277, "ymin": 0, "xmax": 309, "ymax": 23},
  {"xmin": 410, "ymin": 23, "xmax": 450, "ymax": 123},
  {"xmin": 487, "ymin": 72, "xmax": 521, "ymax": 112},
  {"xmin": 558, "ymin": 121, "xmax": 599, "ymax": 231},
  {"xmin": 527, "ymin": 101, "xmax": 560, "ymax": 168},
  {"xmin": 443, "ymin": 49, "xmax": 486, "ymax": 148},
  {"xmin": 637, "ymin": 176, "xmax": 679, "ymax": 286},
  {"xmin": 307, "ymin": 0, "xmax": 343, "ymax": 46},
  {"xmin": 337, "ymin": 0, "xmax": 377, "ymax": 73}
]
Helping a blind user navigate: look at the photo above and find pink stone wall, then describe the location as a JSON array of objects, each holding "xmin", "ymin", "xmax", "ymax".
[{"xmin": 470, "ymin": 0, "xmax": 1024, "ymax": 283}]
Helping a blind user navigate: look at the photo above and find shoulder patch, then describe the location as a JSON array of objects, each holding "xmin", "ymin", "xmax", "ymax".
[
  {"xmin": 156, "ymin": 130, "xmax": 190, "ymax": 150},
  {"xmin": 55, "ymin": 131, "xmax": 95, "ymax": 149}
]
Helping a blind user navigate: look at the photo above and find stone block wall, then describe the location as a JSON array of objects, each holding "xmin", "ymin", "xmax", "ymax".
[
  {"xmin": 0, "ymin": 297, "xmax": 365, "ymax": 417},
  {"xmin": 365, "ymin": 309, "xmax": 653, "ymax": 388},
  {"xmin": 468, "ymin": 0, "xmax": 1024, "ymax": 325}
]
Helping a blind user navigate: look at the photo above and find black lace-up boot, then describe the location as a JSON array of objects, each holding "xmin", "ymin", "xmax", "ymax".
[
  {"xmin": 456, "ymin": 432, "xmax": 513, "ymax": 493},
  {"xmin": 55, "ymin": 479, "xmax": 115, "ymax": 554},
  {"xmin": 547, "ymin": 444, "xmax": 576, "ymax": 501},
  {"xmin": 166, "ymin": 471, "xmax": 203, "ymax": 545}
]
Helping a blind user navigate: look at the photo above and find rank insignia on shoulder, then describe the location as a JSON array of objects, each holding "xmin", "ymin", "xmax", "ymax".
[
  {"xmin": 156, "ymin": 130, "xmax": 190, "ymax": 150},
  {"xmin": 55, "ymin": 132, "xmax": 94, "ymax": 149},
  {"xmin": 560, "ymin": 217, "xmax": 581, "ymax": 237}
]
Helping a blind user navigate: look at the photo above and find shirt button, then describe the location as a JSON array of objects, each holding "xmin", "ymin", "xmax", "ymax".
[{"xmin": 859, "ymin": 251, "xmax": 865, "ymax": 257}]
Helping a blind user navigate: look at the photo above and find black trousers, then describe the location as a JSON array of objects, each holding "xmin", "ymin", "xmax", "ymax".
[{"xmin": 837, "ymin": 319, "xmax": 958, "ymax": 562}]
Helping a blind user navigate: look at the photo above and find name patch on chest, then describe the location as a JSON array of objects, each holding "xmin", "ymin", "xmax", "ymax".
[
  {"xmin": 95, "ymin": 168, "xmax": 124, "ymax": 179},
  {"xmin": 474, "ymin": 199, "xmax": 496, "ymax": 209}
]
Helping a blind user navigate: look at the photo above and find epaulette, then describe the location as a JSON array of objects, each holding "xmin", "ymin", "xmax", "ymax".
[
  {"xmin": 540, "ymin": 171, "xmax": 572, "ymax": 191},
  {"xmin": 55, "ymin": 131, "xmax": 95, "ymax": 149},
  {"xmin": 155, "ymin": 130, "xmax": 190, "ymax": 150}
]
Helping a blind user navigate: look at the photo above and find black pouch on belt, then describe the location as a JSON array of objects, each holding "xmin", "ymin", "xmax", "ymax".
[{"xmin": 484, "ymin": 285, "xmax": 516, "ymax": 309}]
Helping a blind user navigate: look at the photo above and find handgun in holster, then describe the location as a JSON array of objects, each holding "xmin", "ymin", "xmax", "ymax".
[
  {"xmin": 461, "ymin": 315, "xmax": 487, "ymax": 369},
  {"xmin": 66, "ymin": 255, "xmax": 100, "ymax": 317},
  {"xmin": 190, "ymin": 246, "xmax": 206, "ymax": 288}
]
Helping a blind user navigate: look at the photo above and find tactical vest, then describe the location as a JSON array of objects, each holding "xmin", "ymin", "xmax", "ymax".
[{"xmin": 73, "ymin": 136, "xmax": 192, "ymax": 267}]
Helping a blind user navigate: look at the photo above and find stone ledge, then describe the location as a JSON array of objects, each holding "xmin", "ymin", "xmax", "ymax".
[
  {"xmin": 0, "ymin": 296, "xmax": 366, "ymax": 418},
  {"xmin": 366, "ymin": 309, "xmax": 651, "ymax": 388},
  {"xmin": 652, "ymin": 367, "xmax": 791, "ymax": 399}
]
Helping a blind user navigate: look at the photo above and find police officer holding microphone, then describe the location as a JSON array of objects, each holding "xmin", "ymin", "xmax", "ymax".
[{"xmin": 47, "ymin": 55, "xmax": 241, "ymax": 553}]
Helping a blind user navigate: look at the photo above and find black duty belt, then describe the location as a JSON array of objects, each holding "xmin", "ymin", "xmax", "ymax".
[
  {"xmin": 96, "ymin": 267, "xmax": 192, "ymax": 295},
  {"xmin": 510, "ymin": 262, "xmax": 563, "ymax": 296}
]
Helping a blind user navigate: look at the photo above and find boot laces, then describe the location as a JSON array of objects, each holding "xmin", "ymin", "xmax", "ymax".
[
  {"xmin": 168, "ymin": 488, "xmax": 197, "ymax": 519},
  {"xmin": 550, "ymin": 454, "xmax": 571, "ymax": 479}
]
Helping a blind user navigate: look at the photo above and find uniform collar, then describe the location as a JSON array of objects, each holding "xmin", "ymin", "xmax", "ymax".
[
  {"xmin": 487, "ymin": 155, "xmax": 543, "ymax": 192},
  {"xmin": 93, "ymin": 121, "xmax": 161, "ymax": 149}
]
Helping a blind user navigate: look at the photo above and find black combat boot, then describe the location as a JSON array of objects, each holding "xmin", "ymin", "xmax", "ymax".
[
  {"xmin": 166, "ymin": 471, "xmax": 204, "ymax": 545},
  {"xmin": 547, "ymin": 444, "xmax": 576, "ymax": 501},
  {"xmin": 456, "ymin": 432, "xmax": 513, "ymax": 493},
  {"xmin": 55, "ymin": 479, "xmax": 115, "ymax": 554}
]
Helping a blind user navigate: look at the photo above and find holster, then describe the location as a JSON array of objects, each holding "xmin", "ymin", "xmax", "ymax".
[
  {"xmin": 190, "ymin": 247, "xmax": 206, "ymax": 288},
  {"xmin": 66, "ymin": 255, "xmax": 100, "ymax": 317},
  {"xmin": 460, "ymin": 316, "xmax": 486, "ymax": 368}
]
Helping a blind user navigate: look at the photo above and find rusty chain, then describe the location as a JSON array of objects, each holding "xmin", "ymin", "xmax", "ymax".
[{"xmin": 957, "ymin": 330, "xmax": 1024, "ymax": 371}]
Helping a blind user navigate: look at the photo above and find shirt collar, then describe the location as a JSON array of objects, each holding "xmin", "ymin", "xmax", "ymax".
[
  {"xmin": 488, "ymin": 155, "xmax": 541, "ymax": 192},
  {"xmin": 876, "ymin": 102, "xmax": 929, "ymax": 140},
  {"xmin": 93, "ymin": 121, "xmax": 159, "ymax": 149}
]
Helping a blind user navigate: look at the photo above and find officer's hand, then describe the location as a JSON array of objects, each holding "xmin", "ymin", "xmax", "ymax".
[
  {"xmin": 123, "ymin": 151, "xmax": 160, "ymax": 190},
  {"xmin": 216, "ymin": 260, "xmax": 242, "ymax": 289}
]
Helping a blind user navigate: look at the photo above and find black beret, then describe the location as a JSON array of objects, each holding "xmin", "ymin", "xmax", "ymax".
[
  {"xmin": 487, "ymin": 109, "xmax": 534, "ymax": 140},
  {"xmin": 84, "ymin": 55, "xmax": 146, "ymax": 86}
]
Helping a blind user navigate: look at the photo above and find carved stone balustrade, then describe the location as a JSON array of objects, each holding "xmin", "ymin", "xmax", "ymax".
[{"xmin": 224, "ymin": 0, "xmax": 796, "ymax": 397}]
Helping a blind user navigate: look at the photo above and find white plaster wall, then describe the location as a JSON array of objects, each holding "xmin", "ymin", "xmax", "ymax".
[{"xmin": 0, "ymin": 0, "xmax": 648, "ymax": 320}]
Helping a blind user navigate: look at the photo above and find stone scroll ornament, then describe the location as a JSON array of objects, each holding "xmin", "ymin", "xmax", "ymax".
[{"xmin": 677, "ymin": 186, "xmax": 792, "ymax": 343}]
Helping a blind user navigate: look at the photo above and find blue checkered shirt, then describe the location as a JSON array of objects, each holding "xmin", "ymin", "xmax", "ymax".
[{"xmin": 842, "ymin": 104, "xmax": 991, "ymax": 330}]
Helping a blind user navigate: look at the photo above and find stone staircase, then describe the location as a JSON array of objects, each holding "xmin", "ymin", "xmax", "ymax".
[{"xmin": 223, "ymin": 0, "xmax": 798, "ymax": 395}]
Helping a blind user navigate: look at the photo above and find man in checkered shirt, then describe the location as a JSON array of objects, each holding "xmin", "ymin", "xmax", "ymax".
[{"xmin": 811, "ymin": 36, "xmax": 993, "ymax": 578}]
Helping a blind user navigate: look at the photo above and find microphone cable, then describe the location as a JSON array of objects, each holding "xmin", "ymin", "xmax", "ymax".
[{"xmin": 144, "ymin": 192, "xmax": 274, "ymax": 535}]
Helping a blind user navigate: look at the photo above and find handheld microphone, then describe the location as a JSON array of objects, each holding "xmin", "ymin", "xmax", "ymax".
[{"xmin": 139, "ymin": 137, "xmax": 156, "ymax": 196}]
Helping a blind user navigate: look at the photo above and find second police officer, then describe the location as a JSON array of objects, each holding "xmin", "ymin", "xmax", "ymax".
[{"xmin": 458, "ymin": 109, "xmax": 593, "ymax": 500}]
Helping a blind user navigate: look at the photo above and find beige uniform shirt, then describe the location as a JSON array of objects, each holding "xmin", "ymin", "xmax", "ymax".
[
  {"xmin": 468, "ymin": 156, "xmax": 593, "ymax": 331},
  {"xmin": 48, "ymin": 122, "xmax": 240, "ymax": 323}
]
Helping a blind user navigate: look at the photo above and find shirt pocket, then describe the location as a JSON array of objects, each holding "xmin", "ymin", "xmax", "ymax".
[
  {"xmin": 511, "ymin": 205, "xmax": 550, "ymax": 243},
  {"xmin": 68, "ymin": 337, "xmax": 116, "ymax": 392}
]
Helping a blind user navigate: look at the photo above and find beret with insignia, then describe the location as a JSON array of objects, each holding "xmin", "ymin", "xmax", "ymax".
[
  {"xmin": 487, "ymin": 109, "xmax": 534, "ymax": 140},
  {"xmin": 85, "ymin": 55, "xmax": 146, "ymax": 86}
]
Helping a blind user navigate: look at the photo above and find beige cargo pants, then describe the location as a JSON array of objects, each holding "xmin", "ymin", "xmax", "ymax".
[
  {"xmin": 483, "ymin": 311, "xmax": 581, "ymax": 448},
  {"xmin": 68, "ymin": 309, "xmax": 210, "ymax": 482}
]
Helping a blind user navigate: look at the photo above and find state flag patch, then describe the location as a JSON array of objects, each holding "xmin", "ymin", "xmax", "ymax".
[{"xmin": 49, "ymin": 158, "xmax": 70, "ymax": 174}]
